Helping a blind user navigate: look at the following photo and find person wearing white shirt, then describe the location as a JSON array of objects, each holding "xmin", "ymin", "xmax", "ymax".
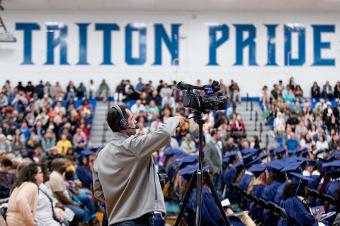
[
  {"xmin": 180, "ymin": 134, "xmax": 196, "ymax": 154},
  {"xmin": 36, "ymin": 183, "xmax": 61, "ymax": 226},
  {"xmin": 159, "ymin": 84, "xmax": 172, "ymax": 98},
  {"xmin": 316, "ymin": 135, "xmax": 329, "ymax": 151},
  {"xmin": 35, "ymin": 166, "xmax": 63, "ymax": 226},
  {"xmin": 131, "ymin": 99, "xmax": 146, "ymax": 114},
  {"xmin": 161, "ymin": 93, "xmax": 175, "ymax": 112},
  {"xmin": 88, "ymin": 80, "xmax": 95, "ymax": 100}
]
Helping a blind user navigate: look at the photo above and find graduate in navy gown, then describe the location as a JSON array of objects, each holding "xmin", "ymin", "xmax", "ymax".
[
  {"xmin": 238, "ymin": 152, "xmax": 260, "ymax": 191},
  {"xmin": 274, "ymin": 159, "xmax": 306, "ymax": 205},
  {"xmin": 238, "ymin": 155, "xmax": 265, "ymax": 208},
  {"xmin": 322, "ymin": 160, "xmax": 340, "ymax": 212},
  {"xmin": 76, "ymin": 149, "xmax": 93, "ymax": 189},
  {"xmin": 186, "ymin": 186, "xmax": 247, "ymax": 226},
  {"xmin": 222, "ymin": 151, "xmax": 244, "ymax": 202},
  {"xmin": 223, "ymin": 151, "xmax": 240, "ymax": 185},
  {"xmin": 261, "ymin": 160, "xmax": 286, "ymax": 226},
  {"xmin": 179, "ymin": 165, "xmax": 246, "ymax": 226},
  {"xmin": 279, "ymin": 172, "xmax": 324, "ymax": 226},
  {"xmin": 247, "ymin": 163, "xmax": 267, "ymax": 221}
]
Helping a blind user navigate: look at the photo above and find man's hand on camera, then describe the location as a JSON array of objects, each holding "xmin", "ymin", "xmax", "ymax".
[{"xmin": 175, "ymin": 115, "xmax": 186, "ymax": 126}]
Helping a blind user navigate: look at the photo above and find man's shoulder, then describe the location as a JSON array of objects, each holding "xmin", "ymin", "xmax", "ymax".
[
  {"xmin": 49, "ymin": 171, "xmax": 63, "ymax": 181},
  {"xmin": 207, "ymin": 141, "xmax": 216, "ymax": 148},
  {"xmin": 95, "ymin": 140, "xmax": 135, "ymax": 162}
]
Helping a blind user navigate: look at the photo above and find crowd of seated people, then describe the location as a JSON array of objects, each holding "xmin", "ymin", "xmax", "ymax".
[
  {"xmin": 0, "ymin": 77, "xmax": 250, "ymax": 226},
  {"xmin": 0, "ymin": 79, "xmax": 98, "ymax": 226},
  {"xmin": 261, "ymin": 78, "xmax": 339, "ymax": 153},
  {"xmin": 0, "ymin": 77, "xmax": 339, "ymax": 226}
]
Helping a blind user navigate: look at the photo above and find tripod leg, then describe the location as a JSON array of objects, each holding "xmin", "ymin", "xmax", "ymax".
[
  {"xmin": 174, "ymin": 173, "xmax": 196, "ymax": 226},
  {"xmin": 195, "ymin": 170, "xmax": 203, "ymax": 226},
  {"xmin": 205, "ymin": 172, "xmax": 230, "ymax": 226}
]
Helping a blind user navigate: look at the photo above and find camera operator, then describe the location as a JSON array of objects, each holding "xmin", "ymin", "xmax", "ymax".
[{"xmin": 92, "ymin": 104, "xmax": 184, "ymax": 226}]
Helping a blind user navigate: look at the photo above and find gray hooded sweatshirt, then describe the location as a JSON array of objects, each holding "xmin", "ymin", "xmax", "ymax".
[{"xmin": 93, "ymin": 117, "xmax": 179, "ymax": 225}]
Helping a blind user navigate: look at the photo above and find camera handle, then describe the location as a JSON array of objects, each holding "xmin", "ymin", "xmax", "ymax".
[{"xmin": 174, "ymin": 113, "xmax": 230, "ymax": 226}]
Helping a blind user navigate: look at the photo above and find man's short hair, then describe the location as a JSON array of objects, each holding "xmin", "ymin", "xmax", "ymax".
[
  {"xmin": 51, "ymin": 158, "xmax": 66, "ymax": 171},
  {"xmin": 210, "ymin": 128, "xmax": 218, "ymax": 137},
  {"xmin": 107, "ymin": 105, "xmax": 129, "ymax": 132}
]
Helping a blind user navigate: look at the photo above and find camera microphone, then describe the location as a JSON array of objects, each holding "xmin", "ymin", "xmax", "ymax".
[
  {"xmin": 177, "ymin": 82, "xmax": 203, "ymax": 90},
  {"xmin": 177, "ymin": 82, "xmax": 191, "ymax": 90}
]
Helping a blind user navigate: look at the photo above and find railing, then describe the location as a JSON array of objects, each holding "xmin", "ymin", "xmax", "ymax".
[
  {"xmin": 259, "ymin": 122, "xmax": 263, "ymax": 142},
  {"xmin": 265, "ymin": 134, "xmax": 269, "ymax": 149},
  {"xmin": 101, "ymin": 100, "xmax": 111, "ymax": 145},
  {"xmin": 254, "ymin": 111, "xmax": 258, "ymax": 131}
]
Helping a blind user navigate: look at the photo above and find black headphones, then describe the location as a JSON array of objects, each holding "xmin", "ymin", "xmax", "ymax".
[{"xmin": 112, "ymin": 105, "xmax": 129, "ymax": 130}]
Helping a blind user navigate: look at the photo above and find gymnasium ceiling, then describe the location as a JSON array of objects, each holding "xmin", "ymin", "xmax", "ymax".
[{"xmin": 3, "ymin": 0, "xmax": 340, "ymax": 12}]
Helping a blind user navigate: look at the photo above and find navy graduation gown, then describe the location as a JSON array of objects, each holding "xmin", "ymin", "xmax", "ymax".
[
  {"xmin": 223, "ymin": 166, "xmax": 237, "ymax": 202},
  {"xmin": 249, "ymin": 184, "xmax": 265, "ymax": 220},
  {"xmin": 76, "ymin": 165, "xmax": 93, "ymax": 188},
  {"xmin": 274, "ymin": 182, "xmax": 288, "ymax": 205},
  {"xmin": 223, "ymin": 166, "xmax": 237, "ymax": 185},
  {"xmin": 262, "ymin": 181, "xmax": 282, "ymax": 201},
  {"xmin": 325, "ymin": 180, "xmax": 340, "ymax": 198},
  {"xmin": 261, "ymin": 181, "xmax": 282, "ymax": 226},
  {"xmin": 280, "ymin": 197, "xmax": 318, "ymax": 226},
  {"xmin": 186, "ymin": 187, "xmax": 245, "ymax": 226},
  {"xmin": 325, "ymin": 180, "xmax": 340, "ymax": 212}
]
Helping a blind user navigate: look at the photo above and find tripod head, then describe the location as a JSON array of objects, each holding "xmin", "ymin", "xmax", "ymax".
[
  {"xmin": 175, "ymin": 104, "xmax": 230, "ymax": 226},
  {"xmin": 188, "ymin": 111, "xmax": 205, "ymax": 125}
]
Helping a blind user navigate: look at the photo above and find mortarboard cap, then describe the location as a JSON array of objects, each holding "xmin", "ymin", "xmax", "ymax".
[
  {"xmin": 164, "ymin": 147, "xmax": 184, "ymax": 156},
  {"xmin": 284, "ymin": 156, "xmax": 308, "ymax": 163},
  {"xmin": 248, "ymin": 163, "xmax": 266, "ymax": 177},
  {"xmin": 225, "ymin": 151, "xmax": 239, "ymax": 158},
  {"xmin": 328, "ymin": 151, "xmax": 340, "ymax": 161},
  {"xmin": 322, "ymin": 160, "xmax": 340, "ymax": 174},
  {"xmin": 267, "ymin": 160, "xmax": 284, "ymax": 173},
  {"xmin": 275, "ymin": 146, "xmax": 286, "ymax": 155},
  {"xmin": 296, "ymin": 147, "xmax": 309, "ymax": 156},
  {"xmin": 246, "ymin": 154, "xmax": 267, "ymax": 168},
  {"xmin": 79, "ymin": 148, "xmax": 93, "ymax": 158},
  {"xmin": 314, "ymin": 149, "xmax": 325, "ymax": 157},
  {"xmin": 281, "ymin": 161, "xmax": 304, "ymax": 173},
  {"xmin": 223, "ymin": 151, "xmax": 238, "ymax": 163},
  {"xmin": 289, "ymin": 172, "xmax": 314, "ymax": 184},
  {"xmin": 178, "ymin": 164, "xmax": 209, "ymax": 176},
  {"xmin": 178, "ymin": 164, "xmax": 198, "ymax": 176},
  {"xmin": 289, "ymin": 172, "xmax": 314, "ymax": 196},
  {"xmin": 241, "ymin": 148, "xmax": 258, "ymax": 155},
  {"xmin": 243, "ymin": 152, "xmax": 258, "ymax": 166},
  {"xmin": 174, "ymin": 155, "xmax": 198, "ymax": 168}
]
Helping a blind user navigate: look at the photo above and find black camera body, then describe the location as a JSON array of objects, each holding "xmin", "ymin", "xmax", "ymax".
[{"xmin": 177, "ymin": 81, "xmax": 227, "ymax": 113}]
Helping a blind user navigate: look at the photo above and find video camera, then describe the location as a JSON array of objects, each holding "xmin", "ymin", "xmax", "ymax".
[{"xmin": 177, "ymin": 81, "xmax": 227, "ymax": 113}]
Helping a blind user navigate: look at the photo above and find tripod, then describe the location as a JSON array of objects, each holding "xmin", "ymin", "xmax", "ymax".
[{"xmin": 174, "ymin": 113, "xmax": 230, "ymax": 226}]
